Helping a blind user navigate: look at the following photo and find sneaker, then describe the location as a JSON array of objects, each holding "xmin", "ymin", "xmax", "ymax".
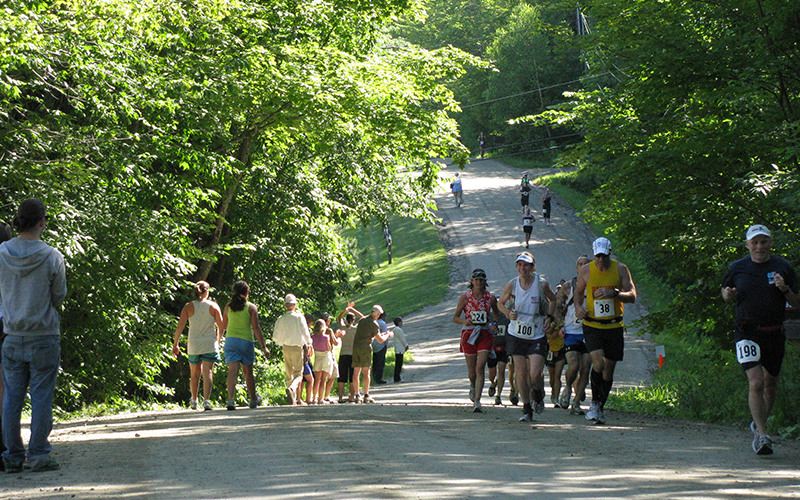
[
  {"xmin": 375, "ymin": 379, "xmax": 387, "ymax": 385},
  {"xmin": 559, "ymin": 389, "xmax": 571, "ymax": 409},
  {"xmin": 570, "ymin": 401, "xmax": 584, "ymax": 415},
  {"xmin": 489, "ymin": 381, "xmax": 497, "ymax": 397},
  {"xmin": 226, "ymin": 399, "xmax": 236, "ymax": 411},
  {"xmin": 202, "ymin": 400, "xmax": 212, "ymax": 411},
  {"xmin": 550, "ymin": 395, "xmax": 559, "ymax": 408},
  {"xmin": 754, "ymin": 435, "xmax": 774, "ymax": 455},
  {"xmin": 4, "ymin": 460, "xmax": 23, "ymax": 474},
  {"xmin": 519, "ymin": 412, "xmax": 533, "ymax": 422},
  {"xmin": 472, "ymin": 401, "xmax": 483, "ymax": 413},
  {"xmin": 495, "ymin": 395, "xmax": 502, "ymax": 406},
  {"xmin": 509, "ymin": 392, "xmax": 519, "ymax": 406},
  {"xmin": 362, "ymin": 394, "xmax": 375, "ymax": 403},
  {"xmin": 249, "ymin": 395, "xmax": 263, "ymax": 409},
  {"xmin": 190, "ymin": 399, "xmax": 198, "ymax": 410},
  {"xmin": 594, "ymin": 407, "xmax": 606, "ymax": 425},
  {"xmin": 469, "ymin": 382, "xmax": 476, "ymax": 402},
  {"xmin": 338, "ymin": 396, "xmax": 346, "ymax": 404},
  {"xmin": 533, "ymin": 399, "xmax": 545, "ymax": 414},
  {"xmin": 352, "ymin": 394, "xmax": 361, "ymax": 404},
  {"xmin": 586, "ymin": 401, "xmax": 600, "ymax": 421},
  {"xmin": 30, "ymin": 456, "xmax": 60, "ymax": 472}
]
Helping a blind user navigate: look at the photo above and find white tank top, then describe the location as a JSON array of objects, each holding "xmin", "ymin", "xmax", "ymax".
[
  {"xmin": 509, "ymin": 275, "xmax": 545, "ymax": 340},
  {"xmin": 563, "ymin": 279, "xmax": 584, "ymax": 336},
  {"xmin": 187, "ymin": 300, "xmax": 218, "ymax": 355}
]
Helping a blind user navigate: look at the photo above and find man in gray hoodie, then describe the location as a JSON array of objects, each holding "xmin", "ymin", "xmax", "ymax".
[{"xmin": 0, "ymin": 199, "xmax": 66, "ymax": 473}]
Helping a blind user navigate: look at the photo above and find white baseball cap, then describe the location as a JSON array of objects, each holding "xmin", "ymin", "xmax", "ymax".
[
  {"xmin": 284, "ymin": 294, "xmax": 298, "ymax": 304},
  {"xmin": 592, "ymin": 237, "xmax": 612, "ymax": 256},
  {"xmin": 746, "ymin": 225, "xmax": 771, "ymax": 241},
  {"xmin": 371, "ymin": 304, "xmax": 384, "ymax": 315}
]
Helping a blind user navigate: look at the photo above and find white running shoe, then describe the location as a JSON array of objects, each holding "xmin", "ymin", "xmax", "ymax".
[
  {"xmin": 190, "ymin": 399, "xmax": 198, "ymax": 410},
  {"xmin": 472, "ymin": 401, "xmax": 483, "ymax": 413},
  {"xmin": 559, "ymin": 389, "xmax": 571, "ymax": 409},
  {"xmin": 586, "ymin": 401, "xmax": 600, "ymax": 421},
  {"xmin": 533, "ymin": 399, "xmax": 545, "ymax": 414},
  {"xmin": 519, "ymin": 412, "xmax": 533, "ymax": 422},
  {"xmin": 594, "ymin": 407, "xmax": 606, "ymax": 425},
  {"xmin": 202, "ymin": 400, "xmax": 212, "ymax": 411},
  {"xmin": 489, "ymin": 381, "xmax": 497, "ymax": 397}
]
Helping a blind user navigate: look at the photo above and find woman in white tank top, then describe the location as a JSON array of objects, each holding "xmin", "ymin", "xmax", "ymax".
[{"xmin": 173, "ymin": 281, "xmax": 223, "ymax": 410}]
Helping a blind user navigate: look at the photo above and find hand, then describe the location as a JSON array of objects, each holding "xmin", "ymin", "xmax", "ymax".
[
  {"xmin": 172, "ymin": 345, "xmax": 180, "ymax": 357},
  {"xmin": 721, "ymin": 286, "xmax": 737, "ymax": 301},
  {"xmin": 508, "ymin": 310, "xmax": 518, "ymax": 321},
  {"xmin": 575, "ymin": 304, "xmax": 587, "ymax": 320},
  {"xmin": 594, "ymin": 287, "xmax": 615, "ymax": 299},
  {"xmin": 774, "ymin": 273, "xmax": 788, "ymax": 292}
]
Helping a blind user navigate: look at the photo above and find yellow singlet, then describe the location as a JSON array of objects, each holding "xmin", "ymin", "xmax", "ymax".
[{"xmin": 584, "ymin": 260, "xmax": 624, "ymax": 329}]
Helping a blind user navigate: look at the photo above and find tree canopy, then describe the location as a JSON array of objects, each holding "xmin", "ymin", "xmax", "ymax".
[{"xmin": 1, "ymin": 0, "xmax": 475, "ymax": 408}]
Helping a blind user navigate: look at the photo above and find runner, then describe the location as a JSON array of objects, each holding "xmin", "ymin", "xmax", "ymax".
[
  {"xmin": 574, "ymin": 238, "xmax": 637, "ymax": 425},
  {"xmin": 545, "ymin": 310, "xmax": 566, "ymax": 408},
  {"xmin": 522, "ymin": 208, "xmax": 535, "ymax": 248},
  {"xmin": 541, "ymin": 187, "xmax": 552, "ymax": 226},
  {"xmin": 519, "ymin": 174, "xmax": 532, "ymax": 214},
  {"xmin": 486, "ymin": 298, "xmax": 512, "ymax": 406},
  {"xmin": 497, "ymin": 252, "xmax": 557, "ymax": 422},
  {"xmin": 557, "ymin": 255, "xmax": 593, "ymax": 415},
  {"xmin": 722, "ymin": 225, "xmax": 800, "ymax": 455},
  {"xmin": 453, "ymin": 269, "xmax": 495, "ymax": 413},
  {"xmin": 478, "ymin": 132, "xmax": 486, "ymax": 158}
]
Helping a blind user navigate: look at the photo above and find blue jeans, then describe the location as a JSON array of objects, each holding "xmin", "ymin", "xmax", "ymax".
[{"xmin": 2, "ymin": 335, "xmax": 60, "ymax": 467}]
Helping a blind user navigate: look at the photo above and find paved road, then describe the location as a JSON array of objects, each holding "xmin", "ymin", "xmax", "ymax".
[{"xmin": 3, "ymin": 159, "xmax": 799, "ymax": 500}]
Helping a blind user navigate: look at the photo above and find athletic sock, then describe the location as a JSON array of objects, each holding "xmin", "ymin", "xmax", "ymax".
[
  {"xmin": 590, "ymin": 369, "xmax": 603, "ymax": 402},
  {"xmin": 600, "ymin": 378, "xmax": 614, "ymax": 407}
]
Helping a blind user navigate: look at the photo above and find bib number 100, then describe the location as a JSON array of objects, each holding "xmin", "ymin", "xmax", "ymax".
[{"xmin": 515, "ymin": 322, "xmax": 535, "ymax": 337}]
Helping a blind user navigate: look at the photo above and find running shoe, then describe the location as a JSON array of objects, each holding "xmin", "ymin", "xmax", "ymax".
[
  {"xmin": 489, "ymin": 381, "xmax": 497, "ymax": 397},
  {"xmin": 249, "ymin": 395, "xmax": 263, "ymax": 409},
  {"xmin": 473, "ymin": 401, "xmax": 483, "ymax": 413},
  {"xmin": 754, "ymin": 434, "xmax": 774, "ymax": 455},
  {"xmin": 519, "ymin": 412, "xmax": 533, "ymax": 422},
  {"xmin": 495, "ymin": 395, "xmax": 502, "ymax": 406},
  {"xmin": 3, "ymin": 460, "xmax": 23, "ymax": 473},
  {"xmin": 509, "ymin": 392, "xmax": 519, "ymax": 406},
  {"xmin": 569, "ymin": 402, "xmax": 584, "ymax": 416},
  {"xmin": 594, "ymin": 407, "xmax": 606, "ymax": 425},
  {"xmin": 585, "ymin": 401, "xmax": 599, "ymax": 421},
  {"xmin": 226, "ymin": 399, "xmax": 236, "ymax": 411},
  {"xmin": 362, "ymin": 394, "xmax": 375, "ymax": 403},
  {"xmin": 559, "ymin": 389, "xmax": 571, "ymax": 409},
  {"xmin": 469, "ymin": 382, "xmax": 476, "ymax": 402},
  {"xmin": 202, "ymin": 400, "xmax": 212, "ymax": 411},
  {"xmin": 550, "ymin": 395, "xmax": 559, "ymax": 408},
  {"xmin": 190, "ymin": 399, "xmax": 198, "ymax": 410},
  {"xmin": 533, "ymin": 399, "xmax": 545, "ymax": 414}
]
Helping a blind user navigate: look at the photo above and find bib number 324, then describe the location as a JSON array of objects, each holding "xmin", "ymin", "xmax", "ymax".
[{"xmin": 735, "ymin": 339, "xmax": 761, "ymax": 364}]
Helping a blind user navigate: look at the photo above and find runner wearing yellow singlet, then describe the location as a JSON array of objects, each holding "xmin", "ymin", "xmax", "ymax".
[{"xmin": 574, "ymin": 238, "xmax": 637, "ymax": 425}]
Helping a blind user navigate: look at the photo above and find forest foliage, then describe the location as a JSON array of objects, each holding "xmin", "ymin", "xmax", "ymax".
[{"xmin": 1, "ymin": 0, "xmax": 477, "ymax": 409}]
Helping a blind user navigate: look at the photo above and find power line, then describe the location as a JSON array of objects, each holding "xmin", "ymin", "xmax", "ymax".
[
  {"xmin": 478, "ymin": 133, "xmax": 582, "ymax": 153},
  {"xmin": 461, "ymin": 71, "xmax": 613, "ymax": 109}
]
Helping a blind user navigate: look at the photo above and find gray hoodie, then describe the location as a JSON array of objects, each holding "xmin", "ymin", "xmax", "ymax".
[{"xmin": 0, "ymin": 238, "xmax": 67, "ymax": 337}]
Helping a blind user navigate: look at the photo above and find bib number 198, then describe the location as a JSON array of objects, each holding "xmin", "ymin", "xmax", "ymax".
[{"xmin": 736, "ymin": 339, "xmax": 761, "ymax": 364}]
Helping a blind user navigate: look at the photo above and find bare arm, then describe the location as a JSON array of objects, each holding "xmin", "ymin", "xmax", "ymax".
[
  {"xmin": 496, "ymin": 281, "xmax": 517, "ymax": 321},
  {"xmin": 453, "ymin": 293, "xmax": 471, "ymax": 326},
  {"xmin": 249, "ymin": 303, "xmax": 269, "ymax": 357},
  {"xmin": 616, "ymin": 263, "xmax": 637, "ymax": 303},
  {"xmin": 210, "ymin": 302, "xmax": 224, "ymax": 343},
  {"xmin": 574, "ymin": 264, "xmax": 590, "ymax": 319},
  {"xmin": 172, "ymin": 302, "xmax": 193, "ymax": 356}
]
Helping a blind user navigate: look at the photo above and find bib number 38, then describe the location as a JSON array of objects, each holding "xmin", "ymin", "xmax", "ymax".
[{"xmin": 735, "ymin": 339, "xmax": 761, "ymax": 364}]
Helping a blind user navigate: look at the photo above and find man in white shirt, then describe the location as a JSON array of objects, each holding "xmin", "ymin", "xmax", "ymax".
[{"xmin": 272, "ymin": 294, "xmax": 312, "ymax": 405}]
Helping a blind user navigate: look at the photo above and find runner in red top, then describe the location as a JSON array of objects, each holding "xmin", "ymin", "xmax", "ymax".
[{"xmin": 453, "ymin": 269, "xmax": 495, "ymax": 413}]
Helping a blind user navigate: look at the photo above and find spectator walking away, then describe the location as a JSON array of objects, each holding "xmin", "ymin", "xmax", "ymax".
[
  {"xmin": 722, "ymin": 225, "xmax": 800, "ymax": 455},
  {"xmin": 478, "ymin": 132, "xmax": 487, "ymax": 158},
  {"xmin": 0, "ymin": 221, "xmax": 10, "ymax": 469},
  {"xmin": 273, "ymin": 293, "xmax": 312, "ymax": 405},
  {"xmin": 574, "ymin": 238, "xmax": 637, "ymax": 425},
  {"xmin": 541, "ymin": 187, "xmax": 552, "ymax": 226},
  {"xmin": 310, "ymin": 319, "xmax": 334, "ymax": 404},
  {"xmin": 372, "ymin": 312, "xmax": 390, "ymax": 384},
  {"xmin": 392, "ymin": 317, "xmax": 409, "ymax": 382},
  {"xmin": 0, "ymin": 199, "xmax": 66, "ymax": 473},
  {"xmin": 351, "ymin": 305, "xmax": 392, "ymax": 403},
  {"xmin": 337, "ymin": 304, "xmax": 364, "ymax": 403},
  {"xmin": 451, "ymin": 172, "xmax": 463, "ymax": 208},
  {"xmin": 221, "ymin": 281, "xmax": 269, "ymax": 411},
  {"xmin": 172, "ymin": 281, "xmax": 224, "ymax": 411},
  {"xmin": 453, "ymin": 269, "xmax": 496, "ymax": 413}
]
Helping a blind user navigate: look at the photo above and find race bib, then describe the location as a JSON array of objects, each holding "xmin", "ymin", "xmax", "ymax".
[
  {"xmin": 496, "ymin": 324, "xmax": 506, "ymax": 336},
  {"xmin": 470, "ymin": 310, "xmax": 488, "ymax": 325},
  {"xmin": 736, "ymin": 339, "xmax": 761, "ymax": 364},
  {"xmin": 523, "ymin": 219, "xmax": 533, "ymax": 227},
  {"xmin": 513, "ymin": 320, "xmax": 537, "ymax": 338},
  {"xmin": 593, "ymin": 298, "xmax": 615, "ymax": 318}
]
